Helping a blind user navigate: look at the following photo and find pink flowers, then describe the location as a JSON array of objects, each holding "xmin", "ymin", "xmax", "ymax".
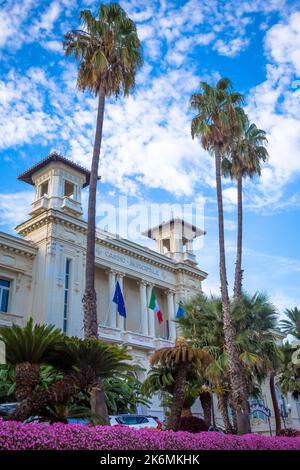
[{"xmin": 0, "ymin": 421, "xmax": 300, "ymax": 450}]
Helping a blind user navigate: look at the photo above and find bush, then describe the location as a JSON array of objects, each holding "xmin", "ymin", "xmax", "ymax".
[
  {"xmin": 278, "ymin": 428, "xmax": 300, "ymax": 437},
  {"xmin": 178, "ymin": 416, "xmax": 208, "ymax": 433},
  {"xmin": 1, "ymin": 421, "xmax": 300, "ymax": 450}
]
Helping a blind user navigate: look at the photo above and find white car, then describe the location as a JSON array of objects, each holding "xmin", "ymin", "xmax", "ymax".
[{"xmin": 110, "ymin": 414, "xmax": 162, "ymax": 429}]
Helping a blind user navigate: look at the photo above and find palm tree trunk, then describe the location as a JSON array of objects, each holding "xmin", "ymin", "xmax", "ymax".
[
  {"xmin": 217, "ymin": 394, "xmax": 234, "ymax": 434},
  {"xmin": 12, "ymin": 373, "xmax": 79, "ymax": 422},
  {"xmin": 83, "ymin": 87, "xmax": 106, "ymax": 338},
  {"xmin": 199, "ymin": 391, "xmax": 212, "ymax": 427},
  {"xmin": 15, "ymin": 362, "xmax": 40, "ymax": 401},
  {"xmin": 233, "ymin": 172, "xmax": 243, "ymax": 299},
  {"xmin": 270, "ymin": 371, "xmax": 281, "ymax": 435},
  {"xmin": 181, "ymin": 407, "xmax": 193, "ymax": 417},
  {"xmin": 90, "ymin": 378, "xmax": 110, "ymax": 425},
  {"xmin": 167, "ymin": 362, "xmax": 188, "ymax": 431},
  {"xmin": 214, "ymin": 147, "xmax": 251, "ymax": 435}
]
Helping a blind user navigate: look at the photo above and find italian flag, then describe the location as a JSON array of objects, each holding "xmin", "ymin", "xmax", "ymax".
[{"xmin": 148, "ymin": 288, "xmax": 163, "ymax": 324}]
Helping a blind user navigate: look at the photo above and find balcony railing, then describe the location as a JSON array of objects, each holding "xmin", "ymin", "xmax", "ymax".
[
  {"xmin": 98, "ymin": 325, "xmax": 122, "ymax": 343},
  {"xmin": 61, "ymin": 197, "xmax": 83, "ymax": 215},
  {"xmin": 122, "ymin": 331, "xmax": 156, "ymax": 350},
  {"xmin": 0, "ymin": 312, "xmax": 24, "ymax": 327},
  {"xmin": 30, "ymin": 197, "xmax": 49, "ymax": 215}
]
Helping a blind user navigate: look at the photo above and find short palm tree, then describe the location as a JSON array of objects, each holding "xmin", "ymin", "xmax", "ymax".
[
  {"xmin": 280, "ymin": 307, "xmax": 300, "ymax": 339},
  {"xmin": 223, "ymin": 121, "xmax": 268, "ymax": 299},
  {"xmin": 190, "ymin": 78, "xmax": 250, "ymax": 434},
  {"xmin": 64, "ymin": 3, "xmax": 143, "ymax": 337},
  {"xmin": 0, "ymin": 318, "xmax": 63, "ymax": 401},
  {"xmin": 150, "ymin": 337, "xmax": 211, "ymax": 431},
  {"xmin": 12, "ymin": 337, "xmax": 130, "ymax": 423}
]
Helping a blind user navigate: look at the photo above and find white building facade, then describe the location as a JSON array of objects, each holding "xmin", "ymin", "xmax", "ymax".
[{"xmin": 0, "ymin": 152, "xmax": 299, "ymax": 433}]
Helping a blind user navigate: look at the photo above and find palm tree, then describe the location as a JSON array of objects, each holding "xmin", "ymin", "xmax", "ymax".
[
  {"xmin": 223, "ymin": 121, "xmax": 268, "ymax": 299},
  {"xmin": 0, "ymin": 319, "xmax": 63, "ymax": 402},
  {"xmin": 280, "ymin": 307, "xmax": 300, "ymax": 339},
  {"xmin": 12, "ymin": 337, "xmax": 130, "ymax": 422},
  {"xmin": 190, "ymin": 78, "xmax": 250, "ymax": 434},
  {"xmin": 64, "ymin": 3, "xmax": 143, "ymax": 338},
  {"xmin": 178, "ymin": 292, "xmax": 281, "ymax": 433},
  {"xmin": 150, "ymin": 337, "xmax": 211, "ymax": 431}
]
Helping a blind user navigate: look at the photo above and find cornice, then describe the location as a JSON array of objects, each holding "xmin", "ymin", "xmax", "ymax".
[
  {"xmin": 14, "ymin": 210, "xmax": 207, "ymax": 279},
  {"xmin": 0, "ymin": 231, "xmax": 37, "ymax": 258}
]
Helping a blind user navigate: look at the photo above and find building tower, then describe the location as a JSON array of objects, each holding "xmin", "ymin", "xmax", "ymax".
[{"xmin": 142, "ymin": 218, "xmax": 205, "ymax": 265}]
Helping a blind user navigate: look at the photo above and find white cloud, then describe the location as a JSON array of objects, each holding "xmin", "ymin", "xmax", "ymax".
[
  {"xmin": 265, "ymin": 11, "xmax": 300, "ymax": 74},
  {"xmin": 213, "ymin": 37, "xmax": 249, "ymax": 57},
  {"xmin": 0, "ymin": 191, "xmax": 32, "ymax": 229}
]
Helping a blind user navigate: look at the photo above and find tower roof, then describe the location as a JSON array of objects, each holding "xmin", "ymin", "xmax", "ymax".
[
  {"xmin": 17, "ymin": 151, "xmax": 92, "ymax": 188},
  {"xmin": 142, "ymin": 217, "xmax": 205, "ymax": 240}
]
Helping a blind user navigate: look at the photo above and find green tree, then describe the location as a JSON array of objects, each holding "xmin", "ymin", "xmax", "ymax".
[
  {"xmin": 280, "ymin": 307, "xmax": 300, "ymax": 339},
  {"xmin": 149, "ymin": 337, "xmax": 211, "ymax": 431},
  {"xmin": 64, "ymin": 3, "xmax": 143, "ymax": 337},
  {"xmin": 0, "ymin": 319, "xmax": 63, "ymax": 402},
  {"xmin": 190, "ymin": 78, "xmax": 250, "ymax": 434},
  {"xmin": 223, "ymin": 121, "xmax": 268, "ymax": 299}
]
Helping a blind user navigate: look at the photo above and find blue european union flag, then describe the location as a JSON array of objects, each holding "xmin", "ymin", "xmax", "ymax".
[
  {"xmin": 112, "ymin": 280, "xmax": 127, "ymax": 318},
  {"xmin": 176, "ymin": 302, "xmax": 185, "ymax": 318}
]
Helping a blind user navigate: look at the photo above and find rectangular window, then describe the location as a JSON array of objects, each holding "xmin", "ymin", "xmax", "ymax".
[
  {"xmin": 0, "ymin": 279, "xmax": 10, "ymax": 313},
  {"xmin": 64, "ymin": 181, "xmax": 75, "ymax": 198},
  {"xmin": 63, "ymin": 259, "xmax": 71, "ymax": 333},
  {"xmin": 40, "ymin": 180, "xmax": 49, "ymax": 197}
]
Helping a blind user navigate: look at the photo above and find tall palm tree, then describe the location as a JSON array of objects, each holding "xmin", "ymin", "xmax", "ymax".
[
  {"xmin": 150, "ymin": 337, "xmax": 211, "ymax": 431},
  {"xmin": 190, "ymin": 78, "xmax": 251, "ymax": 434},
  {"xmin": 280, "ymin": 307, "xmax": 300, "ymax": 339},
  {"xmin": 64, "ymin": 3, "xmax": 143, "ymax": 338},
  {"xmin": 223, "ymin": 121, "xmax": 268, "ymax": 299},
  {"xmin": 0, "ymin": 319, "xmax": 63, "ymax": 402}
]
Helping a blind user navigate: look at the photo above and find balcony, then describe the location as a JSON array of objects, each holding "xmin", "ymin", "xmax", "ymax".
[
  {"xmin": 29, "ymin": 196, "xmax": 49, "ymax": 216},
  {"xmin": 61, "ymin": 197, "xmax": 83, "ymax": 216},
  {"xmin": 183, "ymin": 251, "xmax": 197, "ymax": 264},
  {"xmin": 122, "ymin": 331, "xmax": 156, "ymax": 350},
  {"xmin": 155, "ymin": 337, "xmax": 174, "ymax": 349},
  {"xmin": 0, "ymin": 312, "xmax": 24, "ymax": 327},
  {"xmin": 98, "ymin": 325, "xmax": 122, "ymax": 343}
]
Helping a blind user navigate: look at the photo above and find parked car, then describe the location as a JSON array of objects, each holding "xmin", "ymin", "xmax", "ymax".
[
  {"xmin": 0, "ymin": 402, "xmax": 18, "ymax": 417},
  {"xmin": 110, "ymin": 414, "xmax": 162, "ymax": 429}
]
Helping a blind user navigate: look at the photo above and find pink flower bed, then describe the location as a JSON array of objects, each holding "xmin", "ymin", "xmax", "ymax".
[{"xmin": 1, "ymin": 421, "xmax": 300, "ymax": 450}]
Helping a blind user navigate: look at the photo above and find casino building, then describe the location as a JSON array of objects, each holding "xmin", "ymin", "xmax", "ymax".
[{"xmin": 0, "ymin": 151, "xmax": 299, "ymax": 432}]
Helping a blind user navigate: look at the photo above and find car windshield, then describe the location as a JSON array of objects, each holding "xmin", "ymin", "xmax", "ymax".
[{"xmin": 116, "ymin": 416, "xmax": 149, "ymax": 425}]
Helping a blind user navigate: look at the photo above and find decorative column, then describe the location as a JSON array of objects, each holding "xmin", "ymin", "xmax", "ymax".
[
  {"xmin": 167, "ymin": 290, "xmax": 176, "ymax": 341},
  {"xmin": 107, "ymin": 269, "xmax": 117, "ymax": 328},
  {"xmin": 116, "ymin": 273, "xmax": 125, "ymax": 331},
  {"xmin": 139, "ymin": 280, "xmax": 148, "ymax": 336},
  {"xmin": 147, "ymin": 283, "xmax": 155, "ymax": 338}
]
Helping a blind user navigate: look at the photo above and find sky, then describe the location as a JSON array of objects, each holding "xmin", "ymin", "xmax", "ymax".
[{"xmin": 0, "ymin": 0, "xmax": 300, "ymax": 317}]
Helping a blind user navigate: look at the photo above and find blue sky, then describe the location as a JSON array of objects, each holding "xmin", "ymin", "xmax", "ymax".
[{"xmin": 0, "ymin": 0, "xmax": 300, "ymax": 316}]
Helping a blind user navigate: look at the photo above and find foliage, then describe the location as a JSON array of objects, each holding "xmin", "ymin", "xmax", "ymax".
[
  {"xmin": 279, "ymin": 342, "xmax": 300, "ymax": 399},
  {"xmin": 0, "ymin": 318, "xmax": 63, "ymax": 365},
  {"xmin": 64, "ymin": 3, "xmax": 143, "ymax": 97},
  {"xmin": 1, "ymin": 422, "xmax": 300, "ymax": 450},
  {"xmin": 280, "ymin": 307, "xmax": 300, "ymax": 340},
  {"xmin": 49, "ymin": 336, "xmax": 131, "ymax": 386},
  {"xmin": 0, "ymin": 364, "xmax": 63, "ymax": 403},
  {"xmin": 150, "ymin": 337, "xmax": 211, "ymax": 370},
  {"xmin": 103, "ymin": 371, "xmax": 150, "ymax": 414},
  {"xmin": 278, "ymin": 428, "xmax": 300, "ymax": 438},
  {"xmin": 0, "ymin": 365, "xmax": 15, "ymax": 403},
  {"xmin": 178, "ymin": 416, "xmax": 208, "ymax": 433}
]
